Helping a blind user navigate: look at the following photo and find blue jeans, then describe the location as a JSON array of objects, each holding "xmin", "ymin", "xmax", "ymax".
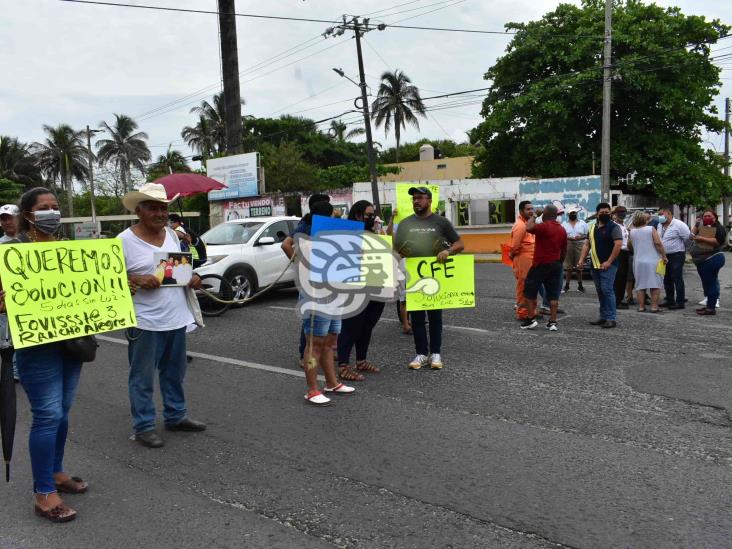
[
  {"xmin": 127, "ymin": 328, "xmax": 188, "ymax": 434},
  {"xmin": 696, "ymin": 253, "xmax": 725, "ymax": 310},
  {"xmin": 410, "ymin": 309, "xmax": 443, "ymax": 355},
  {"xmin": 16, "ymin": 343, "xmax": 82, "ymax": 494},
  {"xmin": 591, "ymin": 265, "xmax": 618, "ymax": 321},
  {"xmin": 664, "ymin": 251, "xmax": 686, "ymax": 305}
]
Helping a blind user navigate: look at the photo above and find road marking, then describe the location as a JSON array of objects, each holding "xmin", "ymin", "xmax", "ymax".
[
  {"xmin": 267, "ymin": 306, "xmax": 493, "ymax": 334},
  {"xmin": 96, "ymin": 335, "xmax": 323, "ymax": 380}
]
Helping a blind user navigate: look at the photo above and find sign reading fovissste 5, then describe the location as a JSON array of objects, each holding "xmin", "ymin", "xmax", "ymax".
[{"xmin": 0, "ymin": 239, "xmax": 136, "ymax": 348}]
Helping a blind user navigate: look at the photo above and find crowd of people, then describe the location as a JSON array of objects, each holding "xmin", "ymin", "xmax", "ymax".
[
  {"xmin": 510, "ymin": 200, "xmax": 727, "ymax": 331},
  {"xmin": 0, "ymin": 183, "xmax": 726, "ymax": 524}
]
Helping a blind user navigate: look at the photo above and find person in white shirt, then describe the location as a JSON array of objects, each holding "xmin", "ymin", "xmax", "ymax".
[
  {"xmin": 561, "ymin": 209, "xmax": 588, "ymax": 293},
  {"xmin": 118, "ymin": 183, "xmax": 205, "ymax": 449},
  {"xmin": 656, "ymin": 207, "xmax": 691, "ymax": 309},
  {"xmin": 0, "ymin": 204, "xmax": 19, "ymax": 243}
]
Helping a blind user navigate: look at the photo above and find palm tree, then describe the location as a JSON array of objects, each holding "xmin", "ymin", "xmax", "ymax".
[
  {"xmin": 32, "ymin": 124, "xmax": 89, "ymax": 215},
  {"xmin": 181, "ymin": 115, "xmax": 216, "ymax": 162},
  {"xmin": 96, "ymin": 114, "xmax": 151, "ymax": 195},
  {"xmin": 371, "ymin": 70, "xmax": 427, "ymax": 164},
  {"xmin": 328, "ymin": 120, "xmax": 366, "ymax": 142},
  {"xmin": 151, "ymin": 147, "xmax": 191, "ymax": 175},
  {"xmin": 190, "ymin": 92, "xmax": 246, "ymax": 154},
  {"xmin": 0, "ymin": 135, "xmax": 42, "ymax": 187}
]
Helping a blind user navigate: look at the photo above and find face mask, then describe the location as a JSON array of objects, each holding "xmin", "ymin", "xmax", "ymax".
[
  {"xmin": 30, "ymin": 209, "xmax": 61, "ymax": 235},
  {"xmin": 657, "ymin": 215, "xmax": 667, "ymax": 224},
  {"xmin": 568, "ymin": 213, "xmax": 578, "ymax": 221},
  {"xmin": 364, "ymin": 217, "xmax": 375, "ymax": 231},
  {"xmin": 703, "ymin": 217, "xmax": 715, "ymax": 226},
  {"xmin": 556, "ymin": 215, "xmax": 563, "ymax": 224},
  {"xmin": 598, "ymin": 213, "xmax": 610, "ymax": 223}
]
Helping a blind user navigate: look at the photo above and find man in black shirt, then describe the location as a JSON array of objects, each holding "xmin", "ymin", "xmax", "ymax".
[{"xmin": 394, "ymin": 187, "xmax": 464, "ymax": 370}]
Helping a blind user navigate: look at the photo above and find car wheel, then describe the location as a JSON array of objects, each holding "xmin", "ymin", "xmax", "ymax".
[{"xmin": 226, "ymin": 267, "xmax": 256, "ymax": 305}]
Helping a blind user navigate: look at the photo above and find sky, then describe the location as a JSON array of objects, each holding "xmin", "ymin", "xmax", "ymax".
[{"xmin": 1, "ymin": 0, "xmax": 730, "ymax": 170}]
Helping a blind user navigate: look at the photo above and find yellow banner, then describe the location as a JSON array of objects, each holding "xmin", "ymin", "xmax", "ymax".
[
  {"xmin": 0, "ymin": 239, "xmax": 136, "ymax": 348},
  {"xmin": 405, "ymin": 255, "xmax": 475, "ymax": 311},
  {"xmin": 394, "ymin": 183, "xmax": 441, "ymax": 224}
]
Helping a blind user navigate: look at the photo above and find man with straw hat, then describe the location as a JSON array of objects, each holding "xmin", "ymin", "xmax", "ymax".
[{"xmin": 118, "ymin": 183, "xmax": 205, "ymax": 448}]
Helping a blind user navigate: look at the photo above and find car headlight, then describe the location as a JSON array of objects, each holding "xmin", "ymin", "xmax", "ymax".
[{"xmin": 204, "ymin": 255, "xmax": 227, "ymax": 266}]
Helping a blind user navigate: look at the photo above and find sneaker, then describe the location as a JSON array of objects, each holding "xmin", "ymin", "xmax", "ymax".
[
  {"xmin": 577, "ymin": 285, "xmax": 585, "ymax": 293},
  {"xmin": 700, "ymin": 297, "xmax": 722, "ymax": 308},
  {"xmin": 429, "ymin": 354, "xmax": 443, "ymax": 370},
  {"xmin": 562, "ymin": 285, "xmax": 570, "ymax": 294},
  {"xmin": 409, "ymin": 354, "xmax": 429, "ymax": 370},
  {"xmin": 520, "ymin": 318, "xmax": 538, "ymax": 330},
  {"xmin": 547, "ymin": 321, "xmax": 558, "ymax": 331}
]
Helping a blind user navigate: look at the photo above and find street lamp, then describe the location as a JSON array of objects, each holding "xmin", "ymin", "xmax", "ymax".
[{"xmin": 85, "ymin": 126, "xmax": 103, "ymax": 227}]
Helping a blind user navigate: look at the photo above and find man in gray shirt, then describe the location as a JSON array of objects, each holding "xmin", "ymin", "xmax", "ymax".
[
  {"xmin": 394, "ymin": 186, "xmax": 464, "ymax": 371},
  {"xmin": 657, "ymin": 207, "xmax": 690, "ymax": 309}
]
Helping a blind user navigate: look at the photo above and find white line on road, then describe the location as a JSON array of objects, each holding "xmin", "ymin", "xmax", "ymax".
[
  {"xmin": 96, "ymin": 335, "xmax": 323, "ymax": 380},
  {"xmin": 267, "ymin": 306, "xmax": 494, "ymax": 334}
]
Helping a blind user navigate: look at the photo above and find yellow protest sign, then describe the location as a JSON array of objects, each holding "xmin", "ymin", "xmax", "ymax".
[
  {"xmin": 405, "ymin": 255, "xmax": 475, "ymax": 311},
  {"xmin": 0, "ymin": 238, "xmax": 136, "ymax": 348},
  {"xmin": 394, "ymin": 183, "xmax": 441, "ymax": 224}
]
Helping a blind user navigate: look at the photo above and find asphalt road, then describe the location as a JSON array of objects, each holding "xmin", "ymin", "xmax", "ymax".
[{"xmin": 2, "ymin": 261, "xmax": 732, "ymax": 548}]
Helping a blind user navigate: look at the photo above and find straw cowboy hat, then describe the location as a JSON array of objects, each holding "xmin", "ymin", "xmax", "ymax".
[{"xmin": 122, "ymin": 183, "xmax": 180, "ymax": 212}]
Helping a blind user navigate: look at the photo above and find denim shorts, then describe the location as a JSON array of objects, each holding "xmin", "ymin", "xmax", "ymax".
[
  {"xmin": 524, "ymin": 261, "xmax": 563, "ymax": 301},
  {"xmin": 302, "ymin": 315, "xmax": 341, "ymax": 337}
]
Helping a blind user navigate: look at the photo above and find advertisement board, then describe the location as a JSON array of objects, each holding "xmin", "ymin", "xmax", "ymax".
[
  {"xmin": 223, "ymin": 196, "xmax": 286, "ymax": 221},
  {"xmin": 207, "ymin": 152, "xmax": 260, "ymax": 200}
]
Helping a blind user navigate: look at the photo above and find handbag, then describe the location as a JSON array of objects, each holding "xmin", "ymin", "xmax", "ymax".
[
  {"xmin": 655, "ymin": 259, "xmax": 666, "ymax": 276},
  {"xmin": 61, "ymin": 335, "xmax": 99, "ymax": 363}
]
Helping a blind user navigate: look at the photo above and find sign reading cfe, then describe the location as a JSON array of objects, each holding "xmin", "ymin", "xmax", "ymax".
[
  {"xmin": 405, "ymin": 255, "xmax": 475, "ymax": 311},
  {"xmin": 0, "ymin": 239, "xmax": 137, "ymax": 348}
]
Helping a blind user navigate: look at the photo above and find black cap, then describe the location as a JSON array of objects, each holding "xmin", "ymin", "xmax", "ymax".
[{"xmin": 408, "ymin": 186, "xmax": 432, "ymax": 198}]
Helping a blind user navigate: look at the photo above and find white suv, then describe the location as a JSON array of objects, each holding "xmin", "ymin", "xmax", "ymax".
[{"xmin": 196, "ymin": 216, "xmax": 300, "ymax": 301}]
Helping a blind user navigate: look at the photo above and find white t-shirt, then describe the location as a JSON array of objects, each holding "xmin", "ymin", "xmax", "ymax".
[
  {"xmin": 561, "ymin": 219, "xmax": 588, "ymax": 239},
  {"xmin": 118, "ymin": 227, "xmax": 194, "ymax": 331},
  {"xmin": 0, "ymin": 234, "xmax": 16, "ymax": 244}
]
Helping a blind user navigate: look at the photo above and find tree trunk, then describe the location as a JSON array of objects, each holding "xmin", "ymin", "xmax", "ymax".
[
  {"xmin": 395, "ymin": 126, "xmax": 401, "ymax": 165},
  {"xmin": 65, "ymin": 174, "xmax": 74, "ymax": 217},
  {"xmin": 218, "ymin": 0, "xmax": 243, "ymax": 154}
]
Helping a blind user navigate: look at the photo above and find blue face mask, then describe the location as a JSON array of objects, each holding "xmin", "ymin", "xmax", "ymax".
[{"xmin": 658, "ymin": 215, "xmax": 667, "ymax": 224}]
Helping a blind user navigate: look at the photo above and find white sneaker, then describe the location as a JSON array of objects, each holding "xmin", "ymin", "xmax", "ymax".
[
  {"xmin": 699, "ymin": 297, "xmax": 707, "ymax": 306},
  {"xmin": 429, "ymin": 353, "xmax": 443, "ymax": 370},
  {"xmin": 409, "ymin": 354, "xmax": 429, "ymax": 370},
  {"xmin": 547, "ymin": 321, "xmax": 558, "ymax": 332}
]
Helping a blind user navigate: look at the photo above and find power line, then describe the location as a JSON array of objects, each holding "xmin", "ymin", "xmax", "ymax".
[
  {"xmin": 59, "ymin": 0, "xmax": 342, "ymax": 24},
  {"xmin": 362, "ymin": 0, "xmax": 425, "ymax": 17}
]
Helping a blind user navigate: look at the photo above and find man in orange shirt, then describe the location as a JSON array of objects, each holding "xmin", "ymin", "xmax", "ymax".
[{"xmin": 509, "ymin": 201, "xmax": 536, "ymax": 320}]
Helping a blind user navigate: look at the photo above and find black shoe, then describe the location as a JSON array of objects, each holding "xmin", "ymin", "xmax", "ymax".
[
  {"xmin": 601, "ymin": 320, "xmax": 617, "ymax": 329},
  {"xmin": 562, "ymin": 285, "xmax": 570, "ymax": 293},
  {"xmin": 136, "ymin": 430, "xmax": 164, "ymax": 448},
  {"xmin": 165, "ymin": 418, "xmax": 207, "ymax": 432},
  {"xmin": 616, "ymin": 302, "xmax": 629, "ymax": 309},
  {"xmin": 577, "ymin": 285, "xmax": 585, "ymax": 293},
  {"xmin": 667, "ymin": 303, "xmax": 685, "ymax": 310},
  {"xmin": 186, "ymin": 354, "xmax": 193, "ymax": 363},
  {"xmin": 627, "ymin": 297, "xmax": 636, "ymax": 305},
  {"xmin": 556, "ymin": 308, "xmax": 566, "ymax": 315},
  {"xmin": 520, "ymin": 318, "xmax": 538, "ymax": 330},
  {"xmin": 589, "ymin": 318, "xmax": 606, "ymax": 326}
]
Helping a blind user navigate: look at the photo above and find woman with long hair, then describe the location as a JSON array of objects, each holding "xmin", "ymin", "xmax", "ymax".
[
  {"xmin": 6, "ymin": 188, "xmax": 87, "ymax": 522},
  {"xmin": 336, "ymin": 200, "xmax": 386, "ymax": 381},
  {"xmin": 690, "ymin": 208, "xmax": 727, "ymax": 316}
]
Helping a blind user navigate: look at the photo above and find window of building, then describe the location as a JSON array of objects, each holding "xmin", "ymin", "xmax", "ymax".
[
  {"xmin": 455, "ymin": 199, "xmax": 516, "ymax": 226},
  {"xmin": 437, "ymin": 163, "xmax": 447, "ymax": 169}
]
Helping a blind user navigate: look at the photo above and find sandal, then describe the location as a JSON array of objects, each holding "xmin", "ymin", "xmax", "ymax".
[
  {"xmin": 55, "ymin": 476, "xmax": 88, "ymax": 494},
  {"xmin": 324, "ymin": 383, "xmax": 355, "ymax": 395},
  {"xmin": 356, "ymin": 361, "xmax": 381, "ymax": 374},
  {"xmin": 338, "ymin": 366, "xmax": 365, "ymax": 382},
  {"xmin": 304, "ymin": 390, "xmax": 331, "ymax": 406},
  {"xmin": 35, "ymin": 503, "xmax": 77, "ymax": 523}
]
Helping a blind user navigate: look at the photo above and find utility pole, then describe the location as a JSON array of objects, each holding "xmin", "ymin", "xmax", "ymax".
[
  {"xmin": 325, "ymin": 17, "xmax": 384, "ymax": 217},
  {"xmin": 723, "ymin": 97, "xmax": 730, "ymax": 226},
  {"xmin": 85, "ymin": 125, "xmax": 98, "ymax": 226},
  {"xmin": 218, "ymin": 0, "xmax": 243, "ymax": 154},
  {"xmin": 600, "ymin": 0, "xmax": 613, "ymax": 203}
]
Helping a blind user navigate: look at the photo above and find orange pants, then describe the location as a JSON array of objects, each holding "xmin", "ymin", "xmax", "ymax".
[{"xmin": 512, "ymin": 253, "xmax": 533, "ymax": 319}]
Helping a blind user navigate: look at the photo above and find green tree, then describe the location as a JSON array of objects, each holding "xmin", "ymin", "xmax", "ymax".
[
  {"xmin": 378, "ymin": 138, "xmax": 482, "ymax": 163},
  {"xmin": 259, "ymin": 141, "xmax": 317, "ymax": 193},
  {"xmin": 96, "ymin": 114, "xmax": 151, "ymax": 196},
  {"xmin": 147, "ymin": 148, "xmax": 191, "ymax": 181},
  {"xmin": 0, "ymin": 178, "xmax": 24, "ymax": 204},
  {"xmin": 469, "ymin": 0, "xmax": 730, "ymax": 207},
  {"xmin": 190, "ymin": 92, "xmax": 246, "ymax": 154},
  {"xmin": 32, "ymin": 124, "xmax": 89, "ymax": 215},
  {"xmin": 182, "ymin": 115, "xmax": 216, "ymax": 162},
  {"xmin": 328, "ymin": 119, "xmax": 365, "ymax": 142},
  {"xmin": 0, "ymin": 136, "xmax": 43, "ymax": 187},
  {"xmin": 371, "ymin": 70, "xmax": 427, "ymax": 164}
]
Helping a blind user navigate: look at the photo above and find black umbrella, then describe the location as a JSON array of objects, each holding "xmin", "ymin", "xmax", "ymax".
[{"xmin": 0, "ymin": 351, "xmax": 16, "ymax": 481}]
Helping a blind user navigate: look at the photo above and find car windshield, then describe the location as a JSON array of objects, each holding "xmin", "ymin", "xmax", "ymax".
[{"xmin": 202, "ymin": 222, "xmax": 264, "ymax": 245}]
